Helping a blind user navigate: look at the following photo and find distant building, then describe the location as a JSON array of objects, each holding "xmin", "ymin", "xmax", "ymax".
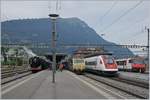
[
  {"xmin": 73, "ymin": 47, "xmax": 105, "ymax": 58},
  {"xmin": 129, "ymin": 48, "xmax": 147, "ymax": 58}
]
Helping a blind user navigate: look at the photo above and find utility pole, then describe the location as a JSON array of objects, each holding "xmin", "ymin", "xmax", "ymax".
[
  {"xmin": 49, "ymin": 14, "xmax": 59, "ymax": 83},
  {"xmin": 145, "ymin": 27, "xmax": 149, "ymax": 72},
  {"xmin": 147, "ymin": 28, "xmax": 149, "ymax": 71}
]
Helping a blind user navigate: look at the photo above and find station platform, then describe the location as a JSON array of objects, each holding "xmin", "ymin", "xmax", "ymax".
[{"xmin": 2, "ymin": 70, "xmax": 109, "ymax": 99}]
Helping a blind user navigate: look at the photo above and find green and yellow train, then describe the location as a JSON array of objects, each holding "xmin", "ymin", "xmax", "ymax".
[{"xmin": 70, "ymin": 57, "xmax": 85, "ymax": 74}]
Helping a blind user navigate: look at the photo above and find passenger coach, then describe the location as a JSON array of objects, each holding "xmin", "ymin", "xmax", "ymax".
[
  {"xmin": 115, "ymin": 58, "xmax": 146, "ymax": 73},
  {"xmin": 85, "ymin": 53, "xmax": 118, "ymax": 75}
]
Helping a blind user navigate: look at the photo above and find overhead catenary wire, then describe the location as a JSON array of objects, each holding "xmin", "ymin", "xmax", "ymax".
[
  {"xmin": 114, "ymin": 18, "xmax": 149, "ymax": 33},
  {"xmin": 56, "ymin": 0, "xmax": 59, "ymax": 11},
  {"xmin": 112, "ymin": 19, "xmax": 148, "ymax": 45},
  {"xmin": 99, "ymin": 0, "xmax": 118, "ymax": 25},
  {"xmin": 122, "ymin": 30, "xmax": 146, "ymax": 45},
  {"xmin": 48, "ymin": 0, "xmax": 61, "ymax": 14},
  {"xmin": 56, "ymin": 0, "xmax": 61, "ymax": 14},
  {"xmin": 59, "ymin": 0, "xmax": 61, "ymax": 10},
  {"xmin": 100, "ymin": 0, "xmax": 143, "ymax": 33},
  {"xmin": 48, "ymin": 0, "xmax": 51, "ymax": 13}
]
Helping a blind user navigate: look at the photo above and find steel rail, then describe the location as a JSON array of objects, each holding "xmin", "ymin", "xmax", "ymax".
[{"xmin": 84, "ymin": 73, "xmax": 148, "ymax": 99}]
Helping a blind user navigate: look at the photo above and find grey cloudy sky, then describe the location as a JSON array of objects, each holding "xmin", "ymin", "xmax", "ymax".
[{"xmin": 1, "ymin": 0, "xmax": 150, "ymax": 45}]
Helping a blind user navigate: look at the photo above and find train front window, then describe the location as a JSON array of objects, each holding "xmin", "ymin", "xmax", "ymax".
[
  {"xmin": 106, "ymin": 58, "xmax": 114, "ymax": 64},
  {"xmin": 129, "ymin": 60, "xmax": 133, "ymax": 63},
  {"xmin": 74, "ymin": 60, "xmax": 84, "ymax": 63},
  {"xmin": 103, "ymin": 55, "xmax": 114, "ymax": 64},
  {"xmin": 117, "ymin": 61, "xmax": 126, "ymax": 65}
]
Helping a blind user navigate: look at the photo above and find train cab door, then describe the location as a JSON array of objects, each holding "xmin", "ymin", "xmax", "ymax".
[
  {"xmin": 97, "ymin": 57, "xmax": 104, "ymax": 70},
  {"xmin": 126, "ymin": 59, "xmax": 132, "ymax": 71},
  {"xmin": 93, "ymin": 58, "xmax": 97, "ymax": 70}
]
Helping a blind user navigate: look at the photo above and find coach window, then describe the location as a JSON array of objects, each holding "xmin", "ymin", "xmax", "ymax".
[
  {"xmin": 129, "ymin": 60, "xmax": 132, "ymax": 63},
  {"xmin": 86, "ymin": 61, "xmax": 97, "ymax": 65}
]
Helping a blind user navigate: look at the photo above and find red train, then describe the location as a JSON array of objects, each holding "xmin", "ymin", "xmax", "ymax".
[{"xmin": 115, "ymin": 58, "xmax": 146, "ymax": 73}]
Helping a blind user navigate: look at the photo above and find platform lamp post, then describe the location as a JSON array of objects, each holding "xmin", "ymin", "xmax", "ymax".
[{"xmin": 49, "ymin": 14, "xmax": 59, "ymax": 83}]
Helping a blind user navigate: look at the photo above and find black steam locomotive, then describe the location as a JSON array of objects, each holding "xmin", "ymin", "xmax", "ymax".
[{"xmin": 29, "ymin": 56, "xmax": 52, "ymax": 73}]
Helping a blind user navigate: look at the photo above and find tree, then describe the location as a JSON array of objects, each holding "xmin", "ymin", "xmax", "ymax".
[{"xmin": 1, "ymin": 47, "xmax": 9, "ymax": 63}]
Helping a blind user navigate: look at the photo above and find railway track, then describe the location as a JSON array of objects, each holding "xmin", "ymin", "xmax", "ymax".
[
  {"xmin": 1, "ymin": 68, "xmax": 31, "ymax": 79},
  {"xmin": 111, "ymin": 77, "xmax": 149, "ymax": 89},
  {"xmin": 84, "ymin": 73, "xmax": 149, "ymax": 99},
  {"xmin": 1, "ymin": 67, "xmax": 32, "ymax": 84},
  {"xmin": 1, "ymin": 71, "xmax": 32, "ymax": 85}
]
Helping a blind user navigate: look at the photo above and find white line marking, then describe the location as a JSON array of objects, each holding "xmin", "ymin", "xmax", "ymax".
[
  {"xmin": 66, "ymin": 71, "xmax": 116, "ymax": 99},
  {"xmin": 2, "ymin": 71, "xmax": 45, "ymax": 95}
]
